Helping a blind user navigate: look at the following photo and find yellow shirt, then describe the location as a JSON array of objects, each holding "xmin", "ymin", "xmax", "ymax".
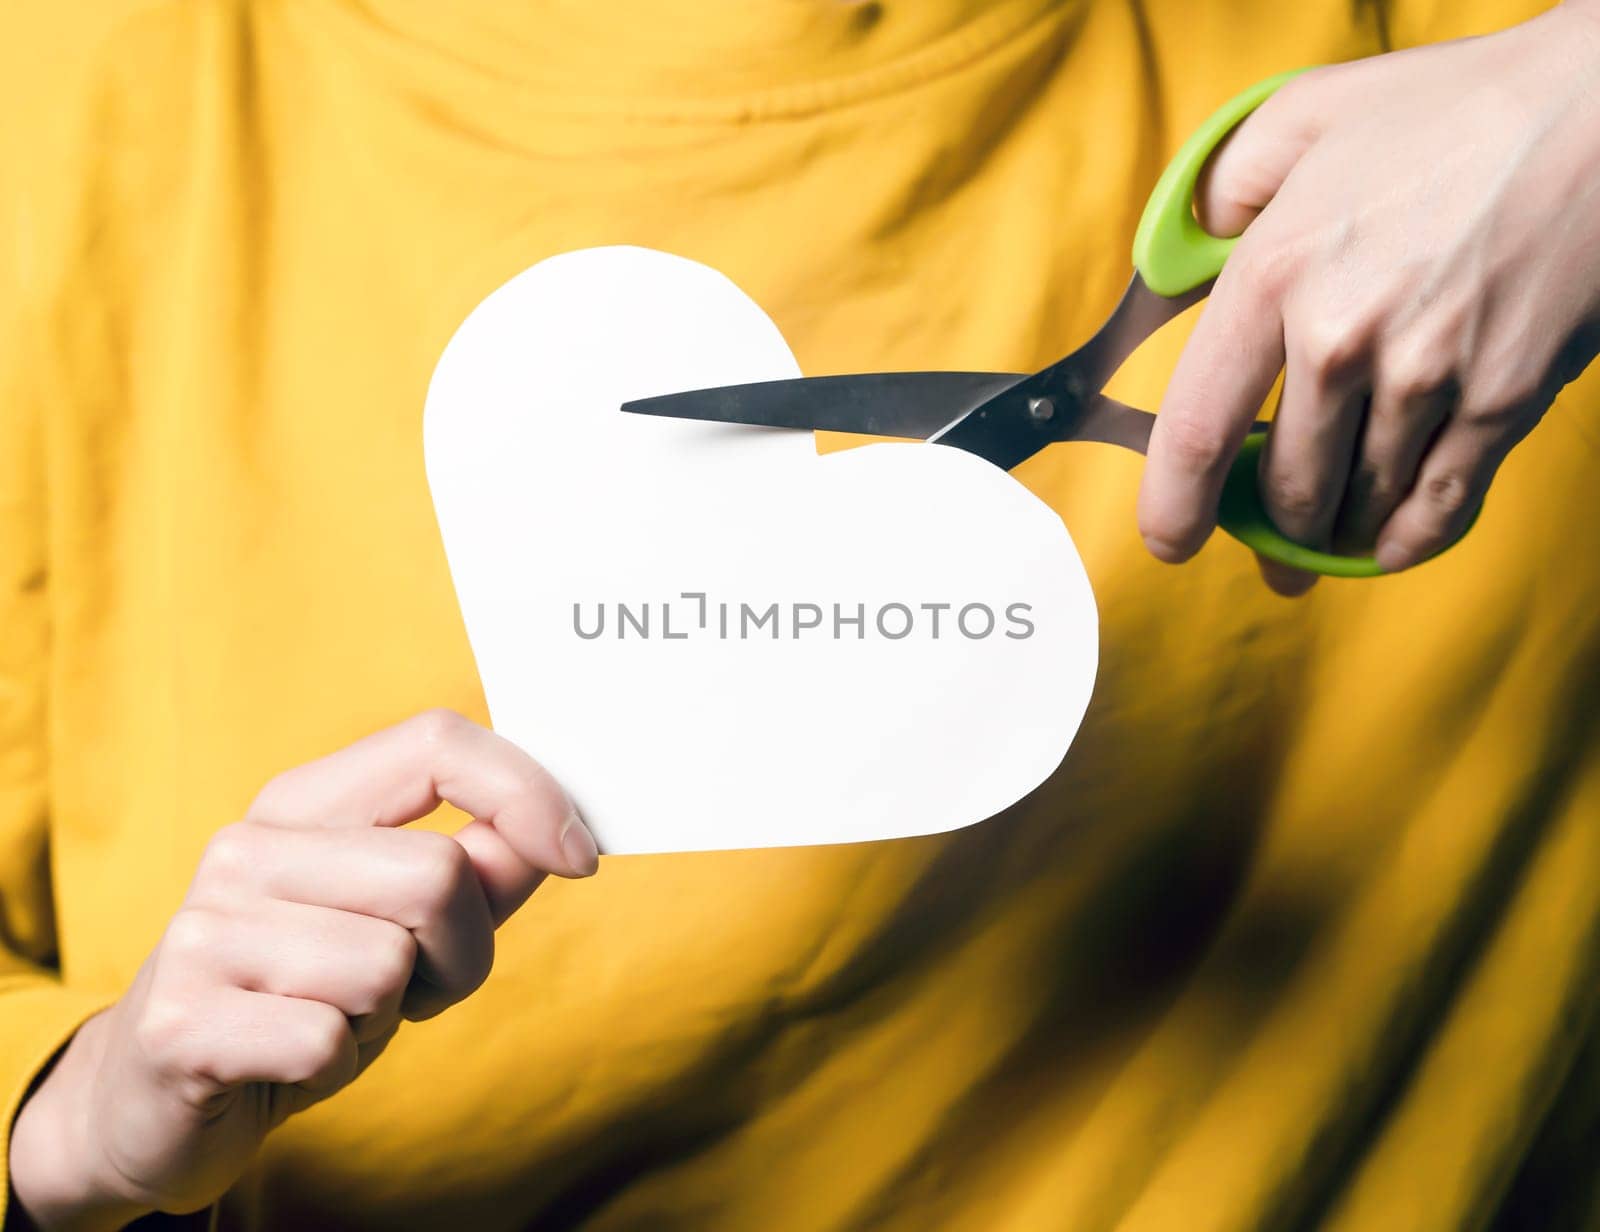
[{"xmin": 4, "ymin": 2, "xmax": 1599, "ymax": 1228}]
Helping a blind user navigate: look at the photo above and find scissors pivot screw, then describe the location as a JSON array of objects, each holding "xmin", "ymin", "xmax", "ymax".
[{"xmin": 1026, "ymin": 397, "xmax": 1055, "ymax": 423}]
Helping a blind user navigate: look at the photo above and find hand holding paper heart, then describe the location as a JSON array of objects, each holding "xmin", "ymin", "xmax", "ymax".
[{"xmin": 425, "ymin": 246, "xmax": 1098, "ymax": 853}]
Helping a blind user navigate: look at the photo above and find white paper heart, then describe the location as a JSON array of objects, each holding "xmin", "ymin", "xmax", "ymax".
[{"xmin": 424, "ymin": 246, "xmax": 1097, "ymax": 853}]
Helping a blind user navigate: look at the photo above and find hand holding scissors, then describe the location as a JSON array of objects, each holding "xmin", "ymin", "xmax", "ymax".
[{"xmin": 632, "ymin": 19, "xmax": 1600, "ymax": 585}]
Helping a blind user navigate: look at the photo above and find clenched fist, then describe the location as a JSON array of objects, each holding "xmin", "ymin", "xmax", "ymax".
[{"xmin": 8, "ymin": 710, "xmax": 598, "ymax": 1230}]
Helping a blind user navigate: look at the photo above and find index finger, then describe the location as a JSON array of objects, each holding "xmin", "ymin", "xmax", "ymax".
[
  {"xmin": 246, "ymin": 709, "xmax": 598, "ymax": 919},
  {"xmin": 1138, "ymin": 259, "xmax": 1286, "ymax": 562}
]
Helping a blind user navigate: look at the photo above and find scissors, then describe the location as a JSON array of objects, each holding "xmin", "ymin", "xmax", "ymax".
[{"xmin": 622, "ymin": 70, "xmax": 1473, "ymax": 579}]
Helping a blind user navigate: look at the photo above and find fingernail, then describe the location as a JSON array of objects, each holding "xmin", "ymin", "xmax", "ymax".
[
  {"xmin": 1375, "ymin": 541, "xmax": 1412, "ymax": 573},
  {"xmin": 558, "ymin": 808, "xmax": 600, "ymax": 878},
  {"xmin": 1142, "ymin": 534, "xmax": 1188, "ymax": 564},
  {"xmin": 1257, "ymin": 557, "xmax": 1318, "ymax": 598}
]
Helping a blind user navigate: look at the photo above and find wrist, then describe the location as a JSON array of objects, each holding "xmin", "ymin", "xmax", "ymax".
[
  {"xmin": 1549, "ymin": 5, "xmax": 1600, "ymax": 162},
  {"xmin": 8, "ymin": 1017, "xmax": 149, "ymax": 1232},
  {"xmin": 1500, "ymin": 3, "xmax": 1600, "ymax": 167},
  {"xmin": 1544, "ymin": 3, "xmax": 1600, "ymax": 74}
]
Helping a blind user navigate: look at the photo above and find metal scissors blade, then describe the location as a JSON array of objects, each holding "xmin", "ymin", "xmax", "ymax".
[
  {"xmin": 621, "ymin": 371, "xmax": 1024, "ymax": 440},
  {"xmin": 620, "ymin": 276, "xmax": 1204, "ymax": 470},
  {"xmin": 615, "ymin": 71, "xmax": 1473, "ymax": 578}
]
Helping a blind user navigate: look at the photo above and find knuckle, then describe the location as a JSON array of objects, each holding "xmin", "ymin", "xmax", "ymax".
[
  {"xmin": 1296, "ymin": 314, "xmax": 1369, "ymax": 382},
  {"xmin": 1345, "ymin": 463, "xmax": 1397, "ymax": 512},
  {"xmin": 366, "ymin": 928, "xmax": 419, "ymax": 1004},
  {"xmin": 1461, "ymin": 363, "xmax": 1547, "ymax": 427},
  {"xmin": 196, "ymin": 822, "xmax": 257, "ymax": 886},
  {"xmin": 1419, "ymin": 470, "xmax": 1474, "ymax": 516},
  {"xmin": 1161, "ymin": 415, "xmax": 1230, "ymax": 475},
  {"xmin": 1380, "ymin": 342, "xmax": 1455, "ymax": 404},
  {"xmin": 1261, "ymin": 470, "xmax": 1329, "ymax": 527},
  {"xmin": 135, "ymin": 995, "xmax": 200, "ymax": 1074},
  {"xmin": 298, "ymin": 1006, "xmax": 354, "ymax": 1076},
  {"xmin": 501, "ymin": 764, "xmax": 554, "ymax": 814},
  {"xmin": 407, "ymin": 833, "xmax": 472, "ymax": 918},
  {"xmin": 1463, "ymin": 388, "xmax": 1539, "ymax": 432},
  {"xmin": 1361, "ymin": 471, "xmax": 1405, "ymax": 511},
  {"xmin": 245, "ymin": 770, "xmax": 300, "ymax": 822},
  {"xmin": 1268, "ymin": 64, "xmax": 1336, "ymax": 115},
  {"xmin": 163, "ymin": 908, "xmax": 225, "ymax": 964},
  {"xmin": 409, "ymin": 707, "xmax": 471, "ymax": 752}
]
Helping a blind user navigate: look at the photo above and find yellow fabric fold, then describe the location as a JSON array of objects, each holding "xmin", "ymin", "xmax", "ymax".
[{"xmin": 2, "ymin": 1, "xmax": 1596, "ymax": 1228}]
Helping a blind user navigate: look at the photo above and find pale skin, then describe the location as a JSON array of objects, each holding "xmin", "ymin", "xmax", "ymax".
[
  {"xmin": 8, "ymin": 710, "xmax": 600, "ymax": 1230},
  {"xmin": 12, "ymin": 8, "xmax": 1600, "ymax": 1230},
  {"xmin": 1141, "ymin": 1, "xmax": 1600, "ymax": 595}
]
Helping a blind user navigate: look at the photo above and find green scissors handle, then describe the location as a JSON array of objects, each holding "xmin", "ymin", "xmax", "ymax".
[
  {"xmin": 1132, "ymin": 69, "xmax": 1305, "ymax": 298},
  {"xmin": 1129, "ymin": 69, "xmax": 1475, "ymax": 577}
]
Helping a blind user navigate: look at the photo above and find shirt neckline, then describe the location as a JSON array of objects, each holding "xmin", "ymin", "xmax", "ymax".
[{"xmin": 341, "ymin": 0, "xmax": 1072, "ymax": 123}]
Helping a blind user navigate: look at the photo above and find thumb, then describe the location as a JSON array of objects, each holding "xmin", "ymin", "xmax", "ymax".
[{"xmin": 1195, "ymin": 72, "xmax": 1327, "ymax": 237}]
